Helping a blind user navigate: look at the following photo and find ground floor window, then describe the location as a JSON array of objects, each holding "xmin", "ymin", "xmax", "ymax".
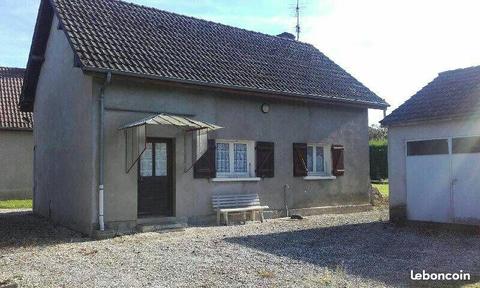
[
  {"xmin": 215, "ymin": 140, "xmax": 254, "ymax": 178},
  {"xmin": 307, "ymin": 144, "xmax": 331, "ymax": 176}
]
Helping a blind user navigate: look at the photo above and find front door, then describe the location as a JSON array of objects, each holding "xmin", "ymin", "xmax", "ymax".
[{"xmin": 138, "ymin": 138, "xmax": 173, "ymax": 217}]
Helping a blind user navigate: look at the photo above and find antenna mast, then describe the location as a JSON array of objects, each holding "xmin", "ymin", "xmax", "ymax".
[{"xmin": 295, "ymin": 0, "xmax": 300, "ymax": 40}]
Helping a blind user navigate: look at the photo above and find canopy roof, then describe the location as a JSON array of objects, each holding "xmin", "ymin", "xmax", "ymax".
[{"xmin": 119, "ymin": 114, "xmax": 222, "ymax": 131}]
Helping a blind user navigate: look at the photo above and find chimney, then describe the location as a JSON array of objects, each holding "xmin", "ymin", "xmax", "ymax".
[{"xmin": 276, "ymin": 32, "xmax": 296, "ymax": 40}]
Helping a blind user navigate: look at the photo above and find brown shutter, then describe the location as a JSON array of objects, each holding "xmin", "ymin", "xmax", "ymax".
[
  {"xmin": 255, "ymin": 142, "xmax": 274, "ymax": 178},
  {"xmin": 331, "ymin": 145, "xmax": 345, "ymax": 176},
  {"xmin": 293, "ymin": 143, "xmax": 308, "ymax": 177},
  {"xmin": 194, "ymin": 139, "xmax": 216, "ymax": 178}
]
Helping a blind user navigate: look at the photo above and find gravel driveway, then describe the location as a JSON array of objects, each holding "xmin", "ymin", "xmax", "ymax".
[{"xmin": 1, "ymin": 209, "xmax": 479, "ymax": 287}]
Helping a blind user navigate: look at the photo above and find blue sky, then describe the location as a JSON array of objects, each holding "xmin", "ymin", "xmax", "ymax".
[{"xmin": 1, "ymin": 0, "xmax": 480, "ymax": 124}]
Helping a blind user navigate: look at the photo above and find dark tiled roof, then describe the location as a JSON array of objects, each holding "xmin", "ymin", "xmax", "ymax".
[
  {"xmin": 0, "ymin": 67, "xmax": 32, "ymax": 129},
  {"xmin": 21, "ymin": 0, "xmax": 388, "ymax": 111},
  {"xmin": 381, "ymin": 65, "xmax": 480, "ymax": 126}
]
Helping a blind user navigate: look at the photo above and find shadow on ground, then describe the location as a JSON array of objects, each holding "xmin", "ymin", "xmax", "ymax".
[
  {"xmin": 0, "ymin": 211, "xmax": 87, "ymax": 250},
  {"xmin": 225, "ymin": 220, "xmax": 480, "ymax": 286}
]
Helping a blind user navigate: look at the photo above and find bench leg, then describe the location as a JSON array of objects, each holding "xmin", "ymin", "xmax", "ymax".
[
  {"xmin": 223, "ymin": 211, "xmax": 229, "ymax": 226},
  {"xmin": 242, "ymin": 211, "xmax": 247, "ymax": 223},
  {"xmin": 217, "ymin": 210, "xmax": 221, "ymax": 226},
  {"xmin": 260, "ymin": 210, "xmax": 265, "ymax": 223},
  {"xmin": 251, "ymin": 210, "xmax": 256, "ymax": 222}
]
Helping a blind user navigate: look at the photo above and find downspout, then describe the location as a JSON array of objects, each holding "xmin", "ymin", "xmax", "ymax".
[
  {"xmin": 283, "ymin": 184, "xmax": 290, "ymax": 217},
  {"xmin": 99, "ymin": 72, "xmax": 112, "ymax": 231}
]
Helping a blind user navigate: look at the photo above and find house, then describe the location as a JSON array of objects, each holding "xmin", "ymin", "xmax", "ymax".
[
  {"xmin": 0, "ymin": 67, "xmax": 33, "ymax": 200},
  {"xmin": 382, "ymin": 65, "xmax": 480, "ymax": 225},
  {"xmin": 20, "ymin": 0, "xmax": 388, "ymax": 236}
]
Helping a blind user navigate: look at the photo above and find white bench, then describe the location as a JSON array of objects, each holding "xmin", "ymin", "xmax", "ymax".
[{"xmin": 212, "ymin": 193, "xmax": 269, "ymax": 225}]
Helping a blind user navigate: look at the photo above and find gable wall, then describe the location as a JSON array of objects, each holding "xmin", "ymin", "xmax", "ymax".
[{"xmin": 33, "ymin": 15, "xmax": 96, "ymax": 234}]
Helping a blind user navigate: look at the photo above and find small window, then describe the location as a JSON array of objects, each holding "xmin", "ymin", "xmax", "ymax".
[
  {"xmin": 215, "ymin": 140, "xmax": 254, "ymax": 178},
  {"xmin": 407, "ymin": 139, "xmax": 448, "ymax": 156},
  {"xmin": 307, "ymin": 144, "xmax": 329, "ymax": 176},
  {"xmin": 155, "ymin": 143, "xmax": 167, "ymax": 176},
  {"xmin": 452, "ymin": 136, "xmax": 480, "ymax": 154},
  {"xmin": 140, "ymin": 143, "xmax": 153, "ymax": 176}
]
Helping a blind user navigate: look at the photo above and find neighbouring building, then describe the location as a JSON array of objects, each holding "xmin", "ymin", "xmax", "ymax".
[
  {"xmin": 0, "ymin": 67, "xmax": 33, "ymax": 200},
  {"xmin": 20, "ymin": 0, "xmax": 388, "ymax": 236},
  {"xmin": 382, "ymin": 65, "xmax": 480, "ymax": 225}
]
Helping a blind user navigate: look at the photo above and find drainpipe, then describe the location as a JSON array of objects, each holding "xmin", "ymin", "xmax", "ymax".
[
  {"xmin": 283, "ymin": 184, "xmax": 290, "ymax": 217},
  {"xmin": 99, "ymin": 72, "xmax": 112, "ymax": 231}
]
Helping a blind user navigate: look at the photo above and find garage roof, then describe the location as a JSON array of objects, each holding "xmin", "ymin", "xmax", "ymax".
[
  {"xmin": 0, "ymin": 67, "xmax": 33, "ymax": 130},
  {"xmin": 381, "ymin": 65, "xmax": 480, "ymax": 126},
  {"xmin": 20, "ymin": 0, "xmax": 388, "ymax": 112}
]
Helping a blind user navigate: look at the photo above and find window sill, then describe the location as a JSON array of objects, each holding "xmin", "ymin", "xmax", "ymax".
[
  {"xmin": 211, "ymin": 177, "xmax": 262, "ymax": 182},
  {"xmin": 304, "ymin": 175, "xmax": 336, "ymax": 180}
]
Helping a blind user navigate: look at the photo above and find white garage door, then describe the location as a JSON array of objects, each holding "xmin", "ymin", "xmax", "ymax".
[{"xmin": 406, "ymin": 136, "xmax": 480, "ymax": 224}]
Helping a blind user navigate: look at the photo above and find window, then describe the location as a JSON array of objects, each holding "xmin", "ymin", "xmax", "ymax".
[
  {"xmin": 306, "ymin": 144, "xmax": 329, "ymax": 176},
  {"xmin": 407, "ymin": 139, "xmax": 448, "ymax": 156},
  {"xmin": 215, "ymin": 140, "xmax": 254, "ymax": 178},
  {"xmin": 452, "ymin": 136, "xmax": 480, "ymax": 154},
  {"xmin": 140, "ymin": 142, "xmax": 168, "ymax": 177}
]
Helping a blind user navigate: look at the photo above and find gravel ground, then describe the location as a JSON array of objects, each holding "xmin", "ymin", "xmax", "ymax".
[{"xmin": 1, "ymin": 209, "xmax": 480, "ymax": 288}]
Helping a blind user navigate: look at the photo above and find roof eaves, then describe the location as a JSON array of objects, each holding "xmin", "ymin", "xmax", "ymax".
[{"xmin": 83, "ymin": 66, "xmax": 389, "ymax": 109}]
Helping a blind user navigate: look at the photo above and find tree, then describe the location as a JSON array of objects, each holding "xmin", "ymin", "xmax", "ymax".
[{"xmin": 369, "ymin": 124, "xmax": 387, "ymax": 141}]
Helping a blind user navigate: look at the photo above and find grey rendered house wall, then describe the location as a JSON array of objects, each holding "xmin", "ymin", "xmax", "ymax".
[
  {"xmin": 388, "ymin": 118, "xmax": 480, "ymax": 221},
  {"xmin": 33, "ymin": 16, "xmax": 97, "ymax": 234},
  {"xmin": 33, "ymin": 15, "xmax": 371, "ymax": 234},
  {"xmin": 0, "ymin": 130, "xmax": 33, "ymax": 200},
  {"xmin": 99, "ymin": 78, "xmax": 371, "ymax": 228}
]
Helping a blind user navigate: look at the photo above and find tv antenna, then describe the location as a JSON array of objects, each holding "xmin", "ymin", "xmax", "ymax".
[
  {"xmin": 295, "ymin": 0, "xmax": 300, "ymax": 40},
  {"xmin": 290, "ymin": 0, "xmax": 307, "ymax": 40}
]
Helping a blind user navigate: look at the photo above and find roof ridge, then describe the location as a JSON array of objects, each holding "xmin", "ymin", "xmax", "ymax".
[
  {"xmin": 114, "ymin": 0, "xmax": 311, "ymax": 46},
  {"xmin": 0, "ymin": 66, "xmax": 26, "ymax": 71},
  {"xmin": 438, "ymin": 64, "xmax": 480, "ymax": 76}
]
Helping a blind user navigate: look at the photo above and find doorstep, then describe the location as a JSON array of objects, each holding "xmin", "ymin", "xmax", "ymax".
[{"xmin": 136, "ymin": 216, "xmax": 188, "ymax": 233}]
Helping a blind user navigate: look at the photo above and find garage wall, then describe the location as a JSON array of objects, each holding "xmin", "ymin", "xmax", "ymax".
[
  {"xmin": 0, "ymin": 130, "xmax": 33, "ymax": 200},
  {"xmin": 388, "ymin": 118, "xmax": 480, "ymax": 221}
]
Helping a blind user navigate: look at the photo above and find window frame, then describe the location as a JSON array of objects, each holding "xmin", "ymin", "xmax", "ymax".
[
  {"xmin": 215, "ymin": 139, "xmax": 255, "ymax": 178},
  {"xmin": 306, "ymin": 143, "xmax": 331, "ymax": 176}
]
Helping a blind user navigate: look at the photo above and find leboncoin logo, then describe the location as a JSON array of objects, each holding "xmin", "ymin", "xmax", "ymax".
[{"xmin": 410, "ymin": 270, "xmax": 471, "ymax": 281}]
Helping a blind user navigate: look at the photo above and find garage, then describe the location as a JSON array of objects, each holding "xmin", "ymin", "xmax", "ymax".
[
  {"xmin": 406, "ymin": 137, "xmax": 480, "ymax": 224},
  {"xmin": 381, "ymin": 65, "xmax": 480, "ymax": 225}
]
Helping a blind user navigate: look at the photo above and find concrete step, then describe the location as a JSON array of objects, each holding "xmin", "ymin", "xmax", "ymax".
[
  {"xmin": 136, "ymin": 222, "xmax": 187, "ymax": 233},
  {"xmin": 137, "ymin": 216, "xmax": 188, "ymax": 225}
]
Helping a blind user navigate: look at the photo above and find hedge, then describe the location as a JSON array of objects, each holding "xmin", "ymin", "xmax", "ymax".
[{"xmin": 370, "ymin": 140, "xmax": 388, "ymax": 180}]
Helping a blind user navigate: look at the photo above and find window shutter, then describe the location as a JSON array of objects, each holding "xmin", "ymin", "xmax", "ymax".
[
  {"xmin": 293, "ymin": 143, "xmax": 308, "ymax": 177},
  {"xmin": 194, "ymin": 139, "xmax": 216, "ymax": 178},
  {"xmin": 331, "ymin": 145, "xmax": 345, "ymax": 176},
  {"xmin": 255, "ymin": 142, "xmax": 274, "ymax": 178}
]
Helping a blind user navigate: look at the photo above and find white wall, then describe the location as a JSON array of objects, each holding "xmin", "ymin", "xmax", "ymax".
[{"xmin": 388, "ymin": 118, "xmax": 480, "ymax": 221}]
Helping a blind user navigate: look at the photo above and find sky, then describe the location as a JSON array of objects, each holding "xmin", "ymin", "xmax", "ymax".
[{"xmin": 1, "ymin": 0, "xmax": 480, "ymax": 125}]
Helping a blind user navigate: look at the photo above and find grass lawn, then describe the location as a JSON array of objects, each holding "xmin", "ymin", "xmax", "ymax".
[
  {"xmin": 0, "ymin": 199, "xmax": 32, "ymax": 209},
  {"xmin": 372, "ymin": 183, "xmax": 389, "ymax": 198}
]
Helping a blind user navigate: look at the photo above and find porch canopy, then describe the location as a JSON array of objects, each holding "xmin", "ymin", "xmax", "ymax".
[{"xmin": 119, "ymin": 113, "xmax": 222, "ymax": 173}]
